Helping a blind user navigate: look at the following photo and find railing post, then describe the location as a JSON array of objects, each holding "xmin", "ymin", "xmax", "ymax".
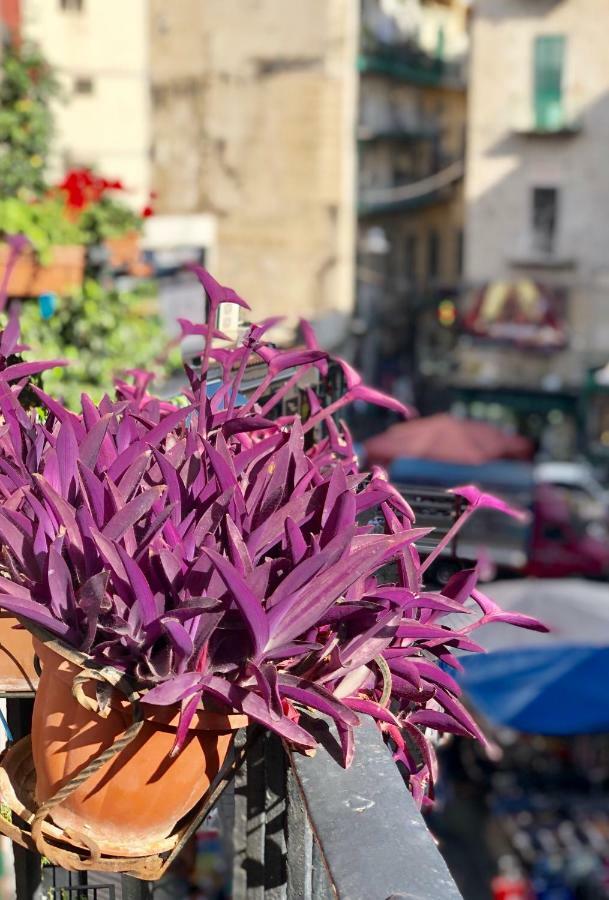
[
  {"xmin": 263, "ymin": 731, "xmax": 287, "ymax": 897},
  {"xmin": 285, "ymin": 767, "xmax": 312, "ymax": 900},
  {"xmin": 121, "ymin": 874, "xmax": 152, "ymax": 899},
  {"xmin": 7, "ymin": 698, "xmax": 41, "ymax": 900}
]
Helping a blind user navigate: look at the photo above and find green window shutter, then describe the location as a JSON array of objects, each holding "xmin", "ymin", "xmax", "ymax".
[{"xmin": 533, "ymin": 35, "xmax": 566, "ymax": 131}]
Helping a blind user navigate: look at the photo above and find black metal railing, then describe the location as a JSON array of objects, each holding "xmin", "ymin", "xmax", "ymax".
[
  {"xmin": 11, "ymin": 712, "xmax": 463, "ymax": 899},
  {"xmin": 223, "ymin": 717, "xmax": 463, "ymax": 899}
]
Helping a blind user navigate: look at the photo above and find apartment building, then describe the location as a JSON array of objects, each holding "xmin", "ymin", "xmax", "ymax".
[
  {"xmin": 355, "ymin": 0, "xmax": 469, "ymax": 396},
  {"xmin": 460, "ymin": 0, "xmax": 609, "ymax": 458},
  {"xmin": 21, "ymin": 0, "xmax": 151, "ymax": 208}
]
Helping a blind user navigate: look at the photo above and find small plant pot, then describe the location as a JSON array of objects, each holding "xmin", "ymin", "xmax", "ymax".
[
  {"xmin": 104, "ymin": 231, "xmax": 150, "ymax": 275},
  {"xmin": 0, "ymin": 244, "xmax": 85, "ymax": 297},
  {"xmin": 0, "ymin": 614, "xmax": 37, "ymax": 692},
  {"xmin": 31, "ymin": 639, "xmax": 247, "ymax": 855}
]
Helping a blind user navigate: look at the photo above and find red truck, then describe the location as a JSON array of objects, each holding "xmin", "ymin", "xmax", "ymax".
[{"xmin": 387, "ymin": 459, "xmax": 609, "ymax": 582}]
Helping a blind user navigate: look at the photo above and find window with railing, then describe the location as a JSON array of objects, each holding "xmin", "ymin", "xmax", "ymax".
[{"xmin": 533, "ymin": 35, "xmax": 566, "ymax": 131}]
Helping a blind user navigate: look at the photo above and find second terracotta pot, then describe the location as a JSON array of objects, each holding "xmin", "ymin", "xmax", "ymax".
[
  {"xmin": 32, "ymin": 639, "xmax": 246, "ymax": 855},
  {"xmin": 0, "ymin": 615, "xmax": 37, "ymax": 692}
]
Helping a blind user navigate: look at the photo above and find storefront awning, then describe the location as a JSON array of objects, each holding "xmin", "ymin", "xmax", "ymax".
[{"xmin": 464, "ymin": 280, "xmax": 567, "ymax": 349}]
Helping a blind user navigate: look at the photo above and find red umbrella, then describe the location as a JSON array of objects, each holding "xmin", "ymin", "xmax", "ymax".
[{"xmin": 364, "ymin": 413, "xmax": 533, "ymax": 467}]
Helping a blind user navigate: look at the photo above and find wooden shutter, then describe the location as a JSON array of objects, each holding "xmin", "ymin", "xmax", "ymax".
[{"xmin": 534, "ymin": 35, "xmax": 565, "ymax": 130}]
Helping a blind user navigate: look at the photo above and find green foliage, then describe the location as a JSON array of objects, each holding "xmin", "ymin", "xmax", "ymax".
[
  {"xmin": 19, "ymin": 280, "xmax": 182, "ymax": 409},
  {"xmin": 0, "ymin": 196, "xmax": 82, "ymax": 263},
  {"xmin": 0, "ymin": 41, "xmax": 61, "ymax": 198},
  {"xmin": 78, "ymin": 195, "xmax": 143, "ymax": 244}
]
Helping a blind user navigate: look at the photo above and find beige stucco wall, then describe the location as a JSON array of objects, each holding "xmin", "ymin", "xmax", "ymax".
[
  {"xmin": 465, "ymin": 0, "xmax": 609, "ymax": 364},
  {"xmin": 23, "ymin": 0, "xmax": 150, "ymax": 208},
  {"xmin": 150, "ymin": 0, "xmax": 358, "ymax": 340}
]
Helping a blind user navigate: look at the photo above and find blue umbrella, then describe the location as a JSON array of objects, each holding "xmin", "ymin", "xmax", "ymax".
[{"xmin": 456, "ymin": 579, "xmax": 609, "ymax": 734}]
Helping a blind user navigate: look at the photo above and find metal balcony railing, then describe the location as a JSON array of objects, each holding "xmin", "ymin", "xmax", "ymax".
[
  {"xmin": 358, "ymin": 40, "xmax": 466, "ymax": 91},
  {"xmin": 9, "ymin": 705, "xmax": 463, "ymax": 899}
]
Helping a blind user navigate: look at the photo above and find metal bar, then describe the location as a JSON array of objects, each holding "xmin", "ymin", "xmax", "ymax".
[
  {"xmin": 285, "ymin": 767, "xmax": 312, "ymax": 900},
  {"xmin": 232, "ymin": 727, "xmax": 249, "ymax": 898},
  {"xmin": 263, "ymin": 734, "xmax": 287, "ymax": 899},
  {"xmin": 7, "ymin": 698, "xmax": 41, "ymax": 900},
  {"xmin": 244, "ymin": 728, "xmax": 266, "ymax": 898},
  {"xmin": 287, "ymin": 716, "xmax": 463, "ymax": 900}
]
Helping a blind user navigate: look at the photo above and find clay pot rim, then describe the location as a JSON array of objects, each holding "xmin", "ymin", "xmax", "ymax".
[{"xmin": 33, "ymin": 638, "xmax": 249, "ymax": 733}]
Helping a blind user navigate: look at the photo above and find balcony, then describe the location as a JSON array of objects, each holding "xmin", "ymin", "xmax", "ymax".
[
  {"xmin": 512, "ymin": 104, "xmax": 582, "ymax": 137},
  {"xmin": 358, "ymin": 159, "xmax": 464, "ymax": 218},
  {"xmin": 357, "ymin": 122, "xmax": 439, "ymax": 144},
  {"xmin": 358, "ymin": 40, "xmax": 466, "ymax": 90}
]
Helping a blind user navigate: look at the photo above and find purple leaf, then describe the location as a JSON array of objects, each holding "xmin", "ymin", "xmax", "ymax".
[
  {"xmin": 407, "ymin": 709, "xmax": 473, "ymax": 738},
  {"xmin": 171, "ymin": 693, "xmax": 201, "ymax": 757},
  {"xmin": 78, "ymin": 572, "xmax": 108, "ymax": 652},
  {"xmin": 78, "ymin": 414, "xmax": 112, "ymax": 470},
  {"xmin": 448, "ymin": 485, "xmax": 530, "ymax": 522},
  {"xmin": 186, "ymin": 267, "xmax": 251, "ymax": 310},
  {"xmin": 116, "ymin": 546, "xmax": 159, "ymax": 627},
  {"xmin": 267, "ymin": 530, "xmax": 429, "ymax": 651},
  {"xmin": 0, "ymin": 592, "xmax": 69, "ymax": 636},
  {"xmin": 343, "ymin": 697, "xmax": 400, "ymax": 726},
  {"xmin": 102, "ymin": 487, "xmax": 164, "ymax": 542},
  {"xmin": 278, "ymin": 674, "xmax": 360, "ymax": 727},
  {"xmin": 200, "ymin": 675, "xmax": 317, "ymax": 749},
  {"xmin": 201, "ymin": 547, "xmax": 269, "ymax": 657},
  {"xmin": 4, "ymin": 359, "xmax": 67, "ymax": 382},
  {"xmin": 143, "ymin": 672, "xmax": 204, "ymax": 706},
  {"xmin": 338, "ymin": 608, "xmax": 402, "ymax": 669}
]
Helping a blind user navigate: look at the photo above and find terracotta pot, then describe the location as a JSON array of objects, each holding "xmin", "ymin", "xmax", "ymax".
[
  {"xmin": 0, "ymin": 615, "xmax": 37, "ymax": 693},
  {"xmin": 0, "ymin": 244, "xmax": 85, "ymax": 297},
  {"xmin": 32, "ymin": 639, "xmax": 246, "ymax": 854},
  {"xmin": 105, "ymin": 231, "xmax": 151, "ymax": 276}
]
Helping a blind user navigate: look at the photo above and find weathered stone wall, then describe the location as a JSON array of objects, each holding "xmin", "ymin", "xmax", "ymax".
[{"xmin": 150, "ymin": 0, "xmax": 358, "ymax": 339}]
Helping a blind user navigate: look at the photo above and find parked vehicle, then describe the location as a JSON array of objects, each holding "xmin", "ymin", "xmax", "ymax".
[
  {"xmin": 387, "ymin": 457, "xmax": 609, "ymax": 581},
  {"xmin": 534, "ymin": 460, "xmax": 609, "ymax": 523}
]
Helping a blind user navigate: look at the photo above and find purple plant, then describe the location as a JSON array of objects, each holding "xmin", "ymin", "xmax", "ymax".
[{"xmin": 0, "ymin": 266, "xmax": 546, "ymax": 806}]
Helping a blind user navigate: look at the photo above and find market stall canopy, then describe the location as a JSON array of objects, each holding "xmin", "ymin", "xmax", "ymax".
[
  {"xmin": 457, "ymin": 579, "xmax": 609, "ymax": 735},
  {"xmin": 364, "ymin": 413, "xmax": 533, "ymax": 467}
]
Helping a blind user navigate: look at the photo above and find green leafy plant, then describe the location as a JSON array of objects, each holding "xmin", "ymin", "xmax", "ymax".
[
  {"xmin": 18, "ymin": 279, "xmax": 181, "ymax": 408},
  {"xmin": 0, "ymin": 197, "xmax": 82, "ymax": 263},
  {"xmin": 78, "ymin": 195, "xmax": 142, "ymax": 243},
  {"xmin": 0, "ymin": 41, "xmax": 61, "ymax": 198}
]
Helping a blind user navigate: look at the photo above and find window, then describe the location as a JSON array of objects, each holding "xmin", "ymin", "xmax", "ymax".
[
  {"xmin": 532, "ymin": 187, "xmax": 558, "ymax": 255},
  {"xmin": 533, "ymin": 35, "xmax": 565, "ymax": 130},
  {"xmin": 404, "ymin": 235, "xmax": 418, "ymax": 284},
  {"xmin": 60, "ymin": 0, "xmax": 84, "ymax": 10},
  {"xmin": 427, "ymin": 229, "xmax": 440, "ymax": 281},
  {"xmin": 73, "ymin": 77, "xmax": 93, "ymax": 95},
  {"xmin": 456, "ymin": 228, "xmax": 464, "ymax": 277}
]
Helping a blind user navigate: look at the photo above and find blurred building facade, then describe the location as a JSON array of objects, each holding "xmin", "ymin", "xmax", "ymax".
[
  {"xmin": 460, "ymin": 0, "xmax": 609, "ymax": 459},
  {"xmin": 20, "ymin": 0, "xmax": 151, "ymax": 208},
  {"xmin": 355, "ymin": 0, "xmax": 468, "ymax": 399},
  {"xmin": 3, "ymin": 0, "xmax": 470, "ymax": 367},
  {"xmin": 149, "ymin": 0, "xmax": 359, "ymax": 345},
  {"xmin": 0, "ymin": 0, "xmax": 19, "ymax": 46}
]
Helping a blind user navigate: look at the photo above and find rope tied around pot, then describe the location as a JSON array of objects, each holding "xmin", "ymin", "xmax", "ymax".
[{"xmin": 14, "ymin": 616, "xmax": 251, "ymax": 873}]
